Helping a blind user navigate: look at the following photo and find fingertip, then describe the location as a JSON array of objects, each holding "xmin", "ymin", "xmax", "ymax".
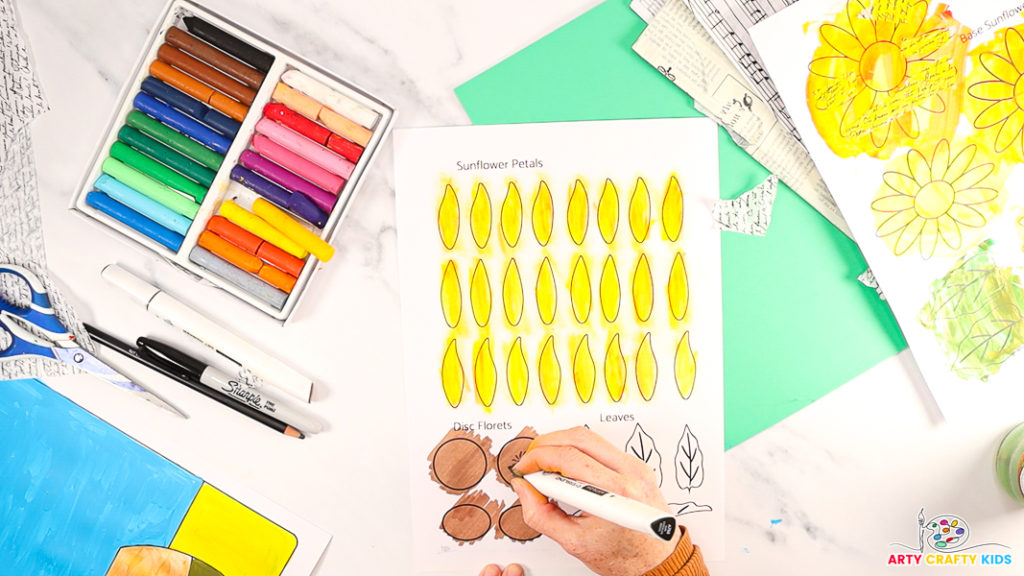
[
  {"xmin": 503, "ymin": 563, "xmax": 525, "ymax": 576},
  {"xmin": 510, "ymin": 477, "xmax": 545, "ymax": 505},
  {"xmin": 478, "ymin": 564, "xmax": 501, "ymax": 576}
]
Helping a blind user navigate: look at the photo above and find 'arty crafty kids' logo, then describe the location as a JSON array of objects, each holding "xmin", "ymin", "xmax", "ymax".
[{"xmin": 888, "ymin": 508, "xmax": 1011, "ymax": 566}]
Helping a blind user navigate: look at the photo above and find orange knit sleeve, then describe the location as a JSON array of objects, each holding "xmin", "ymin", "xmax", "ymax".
[{"xmin": 641, "ymin": 527, "xmax": 709, "ymax": 576}]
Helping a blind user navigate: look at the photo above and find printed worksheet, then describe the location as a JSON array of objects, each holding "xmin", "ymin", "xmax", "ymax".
[
  {"xmin": 753, "ymin": 0, "xmax": 1024, "ymax": 421},
  {"xmin": 395, "ymin": 119, "xmax": 724, "ymax": 572}
]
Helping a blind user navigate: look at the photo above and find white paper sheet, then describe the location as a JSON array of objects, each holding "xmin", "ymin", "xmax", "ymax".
[
  {"xmin": 395, "ymin": 119, "xmax": 725, "ymax": 573},
  {"xmin": 752, "ymin": 0, "xmax": 1024, "ymax": 421}
]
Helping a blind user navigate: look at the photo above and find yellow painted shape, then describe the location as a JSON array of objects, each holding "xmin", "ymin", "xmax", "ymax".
[
  {"xmin": 170, "ymin": 483, "xmax": 296, "ymax": 576},
  {"xmin": 538, "ymin": 335, "xmax": 561, "ymax": 405},
  {"xmin": 536, "ymin": 257, "xmax": 557, "ymax": 325},
  {"xmin": 440, "ymin": 260, "xmax": 462, "ymax": 328},
  {"xmin": 441, "ymin": 339, "xmax": 464, "ymax": 408},
  {"xmin": 470, "ymin": 182, "xmax": 492, "ymax": 249},
  {"xmin": 633, "ymin": 254, "xmax": 654, "ymax": 323},
  {"xmin": 532, "ymin": 180, "xmax": 554, "ymax": 246},
  {"xmin": 569, "ymin": 255, "xmax": 592, "ymax": 324},
  {"xmin": 470, "ymin": 259, "xmax": 491, "ymax": 327},
  {"xmin": 662, "ymin": 175, "xmax": 683, "ymax": 242},
  {"xmin": 597, "ymin": 178, "xmax": 619, "ymax": 244},
  {"xmin": 629, "ymin": 177, "xmax": 651, "ymax": 243},
  {"xmin": 573, "ymin": 335, "xmax": 596, "ymax": 403},
  {"xmin": 667, "ymin": 252, "xmax": 689, "ymax": 322},
  {"xmin": 604, "ymin": 333, "xmax": 626, "ymax": 402},
  {"xmin": 438, "ymin": 183, "xmax": 459, "ymax": 250},
  {"xmin": 507, "ymin": 337, "xmax": 528, "ymax": 406},
  {"xmin": 474, "ymin": 339, "xmax": 497, "ymax": 407},
  {"xmin": 636, "ymin": 332, "xmax": 658, "ymax": 401},
  {"xmin": 676, "ymin": 331, "xmax": 696, "ymax": 400},
  {"xmin": 567, "ymin": 178, "xmax": 589, "ymax": 246},
  {"xmin": 502, "ymin": 259, "xmax": 524, "ymax": 326},
  {"xmin": 501, "ymin": 181, "xmax": 523, "ymax": 248},
  {"xmin": 599, "ymin": 255, "xmax": 620, "ymax": 323}
]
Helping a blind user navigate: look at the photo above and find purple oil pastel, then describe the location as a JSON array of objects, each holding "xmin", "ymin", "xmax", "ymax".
[{"xmin": 238, "ymin": 150, "xmax": 336, "ymax": 213}]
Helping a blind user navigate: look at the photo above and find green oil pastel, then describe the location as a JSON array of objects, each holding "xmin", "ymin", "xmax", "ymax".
[{"xmin": 920, "ymin": 240, "xmax": 1024, "ymax": 380}]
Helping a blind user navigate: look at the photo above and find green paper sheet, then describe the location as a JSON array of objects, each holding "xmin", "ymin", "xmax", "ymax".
[{"xmin": 455, "ymin": 0, "xmax": 907, "ymax": 448}]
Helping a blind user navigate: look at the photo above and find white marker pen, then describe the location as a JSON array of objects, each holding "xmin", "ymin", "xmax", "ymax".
[{"xmin": 521, "ymin": 471, "xmax": 677, "ymax": 541}]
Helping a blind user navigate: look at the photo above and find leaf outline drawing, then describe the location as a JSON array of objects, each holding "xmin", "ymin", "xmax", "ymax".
[
  {"xmin": 674, "ymin": 425, "xmax": 704, "ymax": 492},
  {"xmin": 669, "ymin": 501, "xmax": 713, "ymax": 516},
  {"xmin": 624, "ymin": 423, "xmax": 663, "ymax": 486}
]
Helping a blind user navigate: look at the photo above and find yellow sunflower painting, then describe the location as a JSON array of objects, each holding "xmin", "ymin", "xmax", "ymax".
[
  {"xmin": 807, "ymin": 0, "xmax": 967, "ymax": 159},
  {"xmin": 871, "ymin": 139, "xmax": 1005, "ymax": 258},
  {"xmin": 965, "ymin": 25, "xmax": 1024, "ymax": 164}
]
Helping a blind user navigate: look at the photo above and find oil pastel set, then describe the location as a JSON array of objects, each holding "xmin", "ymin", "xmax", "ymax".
[{"xmin": 72, "ymin": 0, "xmax": 394, "ymax": 320}]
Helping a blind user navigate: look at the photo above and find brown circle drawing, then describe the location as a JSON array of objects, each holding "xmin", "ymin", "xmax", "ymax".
[
  {"xmin": 496, "ymin": 436, "xmax": 533, "ymax": 487},
  {"xmin": 498, "ymin": 504, "xmax": 542, "ymax": 542},
  {"xmin": 442, "ymin": 504, "xmax": 493, "ymax": 542},
  {"xmin": 431, "ymin": 437, "xmax": 488, "ymax": 491}
]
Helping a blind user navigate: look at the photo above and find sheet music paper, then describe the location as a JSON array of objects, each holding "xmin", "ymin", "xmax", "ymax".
[
  {"xmin": 630, "ymin": 0, "xmax": 668, "ymax": 21},
  {"xmin": 685, "ymin": 0, "xmax": 800, "ymax": 138}
]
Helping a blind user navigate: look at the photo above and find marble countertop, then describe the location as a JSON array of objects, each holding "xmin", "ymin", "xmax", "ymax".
[{"xmin": 15, "ymin": 0, "xmax": 1024, "ymax": 574}]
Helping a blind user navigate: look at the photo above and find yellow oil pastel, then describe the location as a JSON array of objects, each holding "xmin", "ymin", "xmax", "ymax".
[
  {"xmin": 662, "ymin": 175, "xmax": 683, "ymax": 242},
  {"xmin": 629, "ymin": 177, "xmax": 651, "ymax": 243},
  {"xmin": 470, "ymin": 259, "xmax": 491, "ymax": 327},
  {"xmin": 438, "ymin": 183, "xmax": 459, "ymax": 250},
  {"xmin": 667, "ymin": 252, "xmax": 689, "ymax": 322},
  {"xmin": 569, "ymin": 255, "xmax": 592, "ymax": 324},
  {"xmin": 676, "ymin": 331, "xmax": 696, "ymax": 400},
  {"xmin": 632, "ymin": 253, "xmax": 654, "ymax": 323},
  {"xmin": 965, "ymin": 25, "xmax": 1024, "ymax": 164},
  {"xmin": 573, "ymin": 335, "xmax": 596, "ymax": 403},
  {"xmin": 471, "ymin": 182, "xmax": 492, "ymax": 249},
  {"xmin": 474, "ymin": 338, "xmax": 497, "ymax": 407},
  {"xmin": 538, "ymin": 335, "xmax": 561, "ymax": 405},
  {"xmin": 636, "ymin": 333, "xmax": 658, "ymax": 401},
  {"xmin": 501, "ymin": 181, "xmax": 523, "ymax": 248},
  {"xmin": 440, "ymin": 260, "xmax": 462, "ymax": 328},
  {"xmin": 169, "ymin": 483, "xmax": 296, "ymax": 576},
  {"xmin": 599, "ymin": 255, "xmax": 620, "ymax": 323},
  {"xmin": 507, "ymin": 337, "xmax": 529, "ymax": 406},
  {"xmin": 502, "ymin": 259, "xmax": 524, "ymax": 326},
  {"xmin": 441, "ymin": 339, "xmax": 464, "ymax": 408},
  {"xmin": 533, "ymin": 180, "xmax": 554, "ymax": 246},
  {"xmin": 597, "ymin": 178, "xmax": 619, "ymax": 244},
  {"xmin": 567, "ymin": 178, "xmax": 589, "ymax": 246},
  {"xmin": 604, "ymin": 333, "xmax": 626, "ymax": 402},
  {"xmin": 536, "ymin": 257, "xmax": 557, "ymax": 325}
]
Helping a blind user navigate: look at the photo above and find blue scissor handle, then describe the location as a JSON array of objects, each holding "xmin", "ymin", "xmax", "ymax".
[
  {"xmin": 0, "ymin": 315, "xmax": 58, "ymax": 360},
  {"xmin": 0, "ymin": 264, "xmax": 68, "ymax": 336}
]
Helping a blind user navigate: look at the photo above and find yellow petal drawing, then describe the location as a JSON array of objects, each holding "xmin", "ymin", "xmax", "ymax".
[
  {"xmin": 507, "ymin": 337, "xmax": 528, "ymax": 406},
  {"xmin": 604, "ymin": 333, "xmax": 626, "ymax": 402},
  {"xmin": 629, "ymin": 177, "xmax": 651, "ymax": 243},
  {"xmin": 573, "ymin": 335, "xmax": 596, "ymax": 403},
  {"xmin": 471, "ymin": 259, "xmax": 491, "ymax": 327},
  {"xmin": 567, "ymin": 178, "xmax": 589, "ymax": 246},
  {"xmin": 536, "ymin": 257, "xmax": 557, "ymax": 325},
  {"xmin": 533, "ymin": 180, "xmax": 553, "ymax": 246},
  {"xmin": 503, "ymin": 259, "xmax": 524, "ymax": 326},
  {"xmin": 474, "ymin": 339, "xmax": 496, "ymax": 407},
  {"xmin": 599, "ymin": 255, "xmax": 620, "ymax": 323},
  {"xmin": 440, "ymin": 260, "xmax": 462, "ymax": 329},
  {"xmin": 636, "ymin": 332, "xmax": 658, "ymax": 401},
  {"xmin": 633, "ymin": 254, "xmax": 654, "ymax": 322},
  {"xmin": 675, "ymin": 332, "xmax": 696, "ymax": 400},
  {"xmin": 471, "ymin": 182, "xmax": 491, "ymax": 249},
  {"xmin": 438, "ymin": 183, "xmax": 459, "ymax": 250},
  {"xmin": 569, "ymin": 255, "xmax": 592, "ymax": 324},
  {"xmin": 441, "ymin": 339, "xmax": 464, "ymax": 408},
  {"xmin": 597, "ymin": 178, "xmax": 619, "ymax": 244},
  {"xmin": 662, "ymin": 175, "xmax": 683, "ymax": 242},
  {"xmin": 667, "ymin": 252, "xmax": 689, "ymax": 322},
  {"xmin": 538, "ymin": 335, "xmax": 561, "ymax": 405},
  {"xmin": 501, "ymin": 181, "xmax": 523, "ymax": 248}
]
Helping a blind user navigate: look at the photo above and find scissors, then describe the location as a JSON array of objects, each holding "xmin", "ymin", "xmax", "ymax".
[{"xmin": 0, "ymin": 263, "xmax": 186, "ymax": 417}]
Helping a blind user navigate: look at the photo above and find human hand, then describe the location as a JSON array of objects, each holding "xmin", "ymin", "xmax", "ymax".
[
  {"xmin": 510, "ymin": 426, "xmax": 679, "ymax": 576},
  {"xmin": 477, "ymin": 563, "xmax": 524, "ymax": 576}
]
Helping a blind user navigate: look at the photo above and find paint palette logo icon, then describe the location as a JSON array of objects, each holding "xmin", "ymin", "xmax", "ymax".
[{"xmin": 925, "ymin": 515, "xmax": 969, "ymax": 551}]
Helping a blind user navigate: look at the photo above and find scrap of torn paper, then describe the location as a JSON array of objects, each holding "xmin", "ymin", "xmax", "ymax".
[
  {"xmin": 713, "ymin": 175, "xmax": 777, "ymax": 236},
  {"xmin": 395, "ymin": 118, "xmax": 726, "ymax": 571},
  {"xmin": 630, "ymin": 0, "xmax": 667, "ymax": 21},
  {"xmin": 631, "ymin": 0, "xmax": 853, "ymax": 239},
  {"xmin": 0, "ymin": 0, "xmax": 48, "ymax": 163},
  {"xmin": 857, "ymin": 269, "xmax": 885, "ymax": 301}
]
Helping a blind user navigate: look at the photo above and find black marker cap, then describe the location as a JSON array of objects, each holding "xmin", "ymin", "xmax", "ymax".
[{"xmin": 651, "ymin": 517, "xmax": 677, "ymax": 541}]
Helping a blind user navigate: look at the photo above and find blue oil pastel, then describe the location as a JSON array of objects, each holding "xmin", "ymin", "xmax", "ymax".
[{"xmin": 0, "ymin": 379, "xmax": 203, "ymax": 574}]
